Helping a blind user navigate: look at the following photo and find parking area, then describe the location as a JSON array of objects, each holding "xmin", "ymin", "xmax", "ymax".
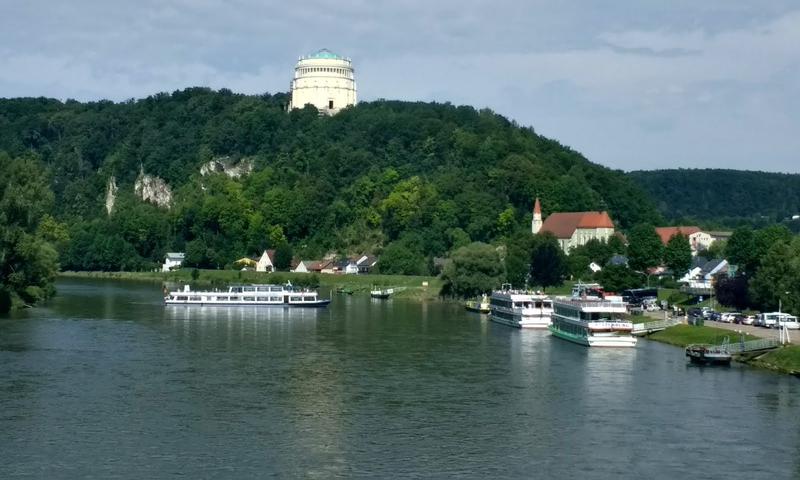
[{"xmin": 640, "ymin": 309, "xmax": 795, "ymax": 341}]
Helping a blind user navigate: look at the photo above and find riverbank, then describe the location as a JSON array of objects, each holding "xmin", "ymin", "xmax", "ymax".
[
  {"xmin": 647, "ymin": 324, "xmax": 759, "ymax": 347},
  {"xmin": 58, "ymin": 270, "xmax": 443, "ymax": 301},
  {"xmin": 646, "ymin": 324, "xmax": 800, "ymax": 375}
]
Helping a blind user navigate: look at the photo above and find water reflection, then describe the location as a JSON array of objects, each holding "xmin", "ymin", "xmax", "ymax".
[{"xmin": 2, "ymin": 279, "xmax": 800, "ymax": 479}]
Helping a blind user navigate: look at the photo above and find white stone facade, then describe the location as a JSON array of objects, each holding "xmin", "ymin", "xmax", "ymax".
[
  {"xmin": 289, "ymin": 49, "xmax": 356, "ymax": 115},
  {"xmin": 688, "ymin": 231, "xmax": 714, "ymax": 254},
  {"xmin": 557, "ymin": 227, "xmax": 615, "ymax": 252}
]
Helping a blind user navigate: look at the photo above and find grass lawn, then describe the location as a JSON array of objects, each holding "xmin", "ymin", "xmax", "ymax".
[
  {"xmin": 648, "ymin": 324, "xmax": 759, "ymax": 347},
  {"xmin": 59, "ymin": 270, "xmax": 443, "ymax": 300},
  {"xmin": 748, "ymin": 346, "xmax": 800, "ymax": 374}
]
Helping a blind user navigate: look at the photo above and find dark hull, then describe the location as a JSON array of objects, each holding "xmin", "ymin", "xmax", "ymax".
[{"xmin": 686, "ymin": 349, "xmax": 732, "ymax": 365}]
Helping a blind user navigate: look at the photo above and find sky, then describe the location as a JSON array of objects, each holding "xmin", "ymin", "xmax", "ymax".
[{"xmin": 2, "ymin": 1, "xmax": 799, "ymax": 173}]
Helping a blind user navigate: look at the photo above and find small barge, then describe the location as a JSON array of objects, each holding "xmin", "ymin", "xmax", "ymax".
[{"xmin": 685, "ymin": 344, "xmax": 732, "ymax": 365}]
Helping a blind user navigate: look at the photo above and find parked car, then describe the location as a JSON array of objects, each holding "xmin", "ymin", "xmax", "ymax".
[
  {"xmin": 708, "ymin": 311, "xmax": 721, "ymax": 321},
  {"xmin": 688, "ymin": 308, "xmax": 703, "ymax": 318},
  {"xmin": 720, "ymin": 312, "xmax": 741, "ymax": 323},
  {"xmin": 741, "ymin": 315, "xmax": 756, "ymax": 325}
]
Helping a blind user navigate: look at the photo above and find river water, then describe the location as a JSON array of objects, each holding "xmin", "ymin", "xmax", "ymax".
[{"xmin": 1, "ymin": 279, "xmax": 798, "ymax": 479}]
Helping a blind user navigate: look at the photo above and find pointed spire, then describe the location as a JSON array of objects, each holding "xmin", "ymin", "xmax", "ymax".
[{"xmin": 531, "ymin": 197, "xmax": 543, "ymax": 235}]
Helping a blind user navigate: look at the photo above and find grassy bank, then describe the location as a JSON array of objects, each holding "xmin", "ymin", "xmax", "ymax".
[
  {"xmin": 746, "ymin": 346, "xmax": 800, "ymax": 375},
  {"xmin": 647, "ymin": 324, "xmax": 759, "ymax": 347},
  {"xmin": 58, "ymin": 270, "xmax": 443, "ymax": 300}
]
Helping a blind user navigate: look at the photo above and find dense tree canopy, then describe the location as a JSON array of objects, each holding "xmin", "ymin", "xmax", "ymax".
[
  {"xmin": 663, "ymin": 233, "xmax": 692, "ymax": 275},
  {"xmin": 0, "ymin": 154, "xmax": 60, "ymax": 310},
  {"xmin": 441, "ymin": 242, "xmax": 505, "ymax": 298},
  {"xmin": 630, "ymin": 169, "xmax": 800, "ymax": 226},
  {"xmin": 529, "ymin": 233, "xmax": 567, "ymax": 290},
  {"xmin": 0, "ymin": 90, "xmax": 661, "ymax": 274},
  {"xmin": 627, "ymin": 224, "xmax": 663, "ymax": 272}
]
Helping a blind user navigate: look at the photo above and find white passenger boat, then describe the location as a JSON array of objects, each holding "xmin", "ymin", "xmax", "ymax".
[
  {"xmin": 549, "ymin": 296, "xmax": 636, "ymax": 347},
  {"xmin": 489, "ymin": 284, "xmax": 553, "ymax": 328},
  {"xmin": 164, "ymin": 283, "xmax": 330, "ymax": 307}
]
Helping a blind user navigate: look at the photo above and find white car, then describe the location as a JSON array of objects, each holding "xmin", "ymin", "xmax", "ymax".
[{"xmin": 720, "ymin": 312, "xmax": 740, "ymax": 323}]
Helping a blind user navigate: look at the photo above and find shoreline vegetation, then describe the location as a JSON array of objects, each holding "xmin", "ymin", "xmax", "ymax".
[{"xmin": 58, "ymin": 270, "xmax": 444, "ymax": 301}]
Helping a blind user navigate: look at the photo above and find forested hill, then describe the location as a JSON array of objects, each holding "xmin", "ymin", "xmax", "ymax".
[
  {"xmin": 0, "ymin": 88, "xmax": 659, "ymax": 272},
  {"xmin": 629, "ymin": 169, "xmax": 800, "ymax": 226}
]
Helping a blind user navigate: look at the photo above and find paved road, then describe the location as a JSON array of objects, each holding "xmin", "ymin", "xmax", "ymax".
[{"xmin": 641, "ymin": 310, "xmax": 791, "ymax": 341}]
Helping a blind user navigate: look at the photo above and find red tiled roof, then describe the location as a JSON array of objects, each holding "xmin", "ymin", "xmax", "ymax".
[
  {"xmin": 533, "ymin": 197, "xmax": 541, "ymax": 214},
  {"xmin": 540, "ymin": 211, "xmax": 614, "ymax": 239},
  {"xmin": 655, "ymin": 226, "xmax": 701, "ymax": 245}
]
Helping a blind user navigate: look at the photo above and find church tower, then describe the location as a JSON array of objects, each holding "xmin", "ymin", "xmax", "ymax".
[{"xmin": 531, "ymin": 197, "xmax": 543, "ymax": 234}]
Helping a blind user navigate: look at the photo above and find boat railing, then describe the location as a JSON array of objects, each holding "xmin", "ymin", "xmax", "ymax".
[{"xmin": 554, "ymin": 298, "xmax": 626, "ymax": 309}]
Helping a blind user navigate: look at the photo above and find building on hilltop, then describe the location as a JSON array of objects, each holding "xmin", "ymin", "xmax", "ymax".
[
  {"xmin": 654, "ymin": 226, "xmax": 714, "ymax": 256},
  {"xmin": 288, "ymin": 48, "xmax": 357, "ymax": 115},
  {"xmin": 532, "ymin": 198, "xmax": 615, "ymax": 253}
]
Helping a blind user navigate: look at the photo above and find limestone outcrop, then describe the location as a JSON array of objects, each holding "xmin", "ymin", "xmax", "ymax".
[
  {"xmin": 134, "ymin": 169, "xmax": 172, "ymax": 209},
  {"xmin": 105, "ymin": 176, "xmax": 118, "ymax": 215},
  {"xmin": 200, "ymin": 156, "xmax": 254, "ymax": 178}
]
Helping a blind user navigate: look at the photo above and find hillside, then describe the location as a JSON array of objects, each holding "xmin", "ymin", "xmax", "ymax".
[
  {"xmin": 629, "ymin": 169, "xmax": 800, "ymax": 227},
  {"xmin": 0, "ymin": 88, "xmax": 660, "ymax": 272}
]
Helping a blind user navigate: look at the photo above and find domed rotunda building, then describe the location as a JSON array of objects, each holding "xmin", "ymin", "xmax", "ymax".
[{"xmin": 288, "ymin": 48, "xmax": 357, "ymax": 115}]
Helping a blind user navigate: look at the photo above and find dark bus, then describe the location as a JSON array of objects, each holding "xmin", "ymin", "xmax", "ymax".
[{"xmin": 621, "ymin": 288, "xmax": 658, "ymax": 305}]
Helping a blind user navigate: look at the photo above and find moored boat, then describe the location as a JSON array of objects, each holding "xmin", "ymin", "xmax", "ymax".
[
  {"xmin": 685, "ymin": 344, "xmax": 732, "ymax": 365},
  {"xmin": 465, "ymin": 294, "xmax": 490, "ymax": 313},
  {"xmin": 370, "ymin": 288, "xmax": 393, "ymax": 299},
  {"xmin": 549, "ymin": 296, "xmax": 636, "ymax": 347},
  {"xmin": 164, "ymin": 283, "xmax": 330, "ymax": 307},
  {"xmin": 489, "ymin": 284, "xmax": 553, "ymax": 328}
]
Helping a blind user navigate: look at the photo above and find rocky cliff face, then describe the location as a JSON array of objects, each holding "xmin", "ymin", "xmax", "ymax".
[
  {"xmin": 200, "ymin": 156, "xmax": 254, "ymax": 178},
  {"xmin": 134, "ymin": 170, "xmax": 172, "ymax": 209},
  {"xmin": 105, "ymin": 176, "xmax": 118, "ymax": 215}
]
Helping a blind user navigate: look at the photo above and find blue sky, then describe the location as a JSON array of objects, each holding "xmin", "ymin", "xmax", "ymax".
[{"xmin": 2, "ymin": 1, "xmax": 798, "ymax": 172}]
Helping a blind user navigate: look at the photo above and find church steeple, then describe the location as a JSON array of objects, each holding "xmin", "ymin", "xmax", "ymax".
[{"xmin": 531, "ymin": 197, "xmax": 543, "ymax": 234}]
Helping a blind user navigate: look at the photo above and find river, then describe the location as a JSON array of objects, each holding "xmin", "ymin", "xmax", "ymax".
[{"xmin": 1, "ymin": 279, "xmax": 798, "ymax": 479}]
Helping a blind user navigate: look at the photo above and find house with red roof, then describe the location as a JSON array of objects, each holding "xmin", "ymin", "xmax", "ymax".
[
  {"xmin": 532, "ymin": 198, "xmax": 616, "ymax": 253},
  {"xmin": 655, "ymin": 226, "xmax": 714, "ymax": 256}
]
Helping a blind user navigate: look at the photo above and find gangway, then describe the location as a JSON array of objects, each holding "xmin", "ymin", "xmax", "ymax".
[
  {"xmin": 632, "ymin": 318, "xmax": 682, "ymax": 336},
  {"xmin": 717, "ymin": 337, "xmax": 781, "ymax": 354}
]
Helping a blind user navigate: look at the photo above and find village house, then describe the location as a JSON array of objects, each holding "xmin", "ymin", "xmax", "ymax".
[
  {"xmin": 655, "ymin": 226, "xmax": 715, "ymax": 256},
  {"xmin": 256, "ymin": 250, "xmax": 276, "ymax": 272},
  {"xmin": 162, "ymin": 252, "xmax": 185, "ymax": 272},
  {"xmin": 531, "ymin": 198, "xmax": 616, "ymax": 253}
]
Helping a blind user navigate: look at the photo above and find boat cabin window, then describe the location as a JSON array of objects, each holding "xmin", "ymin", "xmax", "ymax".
[
  {"xmin": 257, "ymin": 287, "xmax": 269, "ymax": 292},
  {"xmin": 257, "ymin": 296, "xmax": 269, "ymax": 301},
  {"xmin": 270, "ymin": 286, "xmax": 283, "ymax": 292},
  {"xmin": 243, "ymin": 287, "xmax": 255, "ymax": 292},
  {"xmin": 243, "ymin": 296, "xmax": 255, "ymax": 301},
  {"xmin": 290, "ymin": 296, "xmax": 302, "ymax": 302},
  {"xmin": 176, "ymin": 296, "xmax": 187, "ymax": 301},
  {"xmin": 271, "ymin": 296, "xmax": 282, "ymax": 302},
  {"xmin": 190, "ymin": 296, "xmax": 201, "ymax": 301}
]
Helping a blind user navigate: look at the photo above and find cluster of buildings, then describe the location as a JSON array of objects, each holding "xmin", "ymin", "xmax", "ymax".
[
  {"xmin": 162, "ymin": 250, "xmax": 378, "ymax": 276},
  {"xmin": 529, "ymin": 198, "xmax": 732, "ymax": 290},
  {"xmin": 530, "ymin": 197, "xmax": 729, "ymax": 256}
]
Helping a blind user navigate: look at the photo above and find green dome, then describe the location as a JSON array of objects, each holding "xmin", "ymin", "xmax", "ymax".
[{"xmin": 307, "ymin": 48, "xmax": 344, "ymax": 60}]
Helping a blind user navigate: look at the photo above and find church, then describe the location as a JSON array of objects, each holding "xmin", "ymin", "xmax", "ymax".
[{"xmin": 531, "ymin": 198, "xmax": 616, "ymax": 253}]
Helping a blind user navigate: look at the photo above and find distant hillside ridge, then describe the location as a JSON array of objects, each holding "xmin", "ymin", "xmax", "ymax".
[
  {"xmin": 629, "ymin": 168, "xmax": 800, "ymax": 225},
  {"xmin": 0, "ymin": 88, "xmax": 660, "ymax": 270}
]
